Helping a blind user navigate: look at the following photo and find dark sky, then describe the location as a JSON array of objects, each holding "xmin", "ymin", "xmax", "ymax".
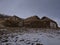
[{"xmin": 0, "ymin": 0, "xmax": 60, "ymax": 26}]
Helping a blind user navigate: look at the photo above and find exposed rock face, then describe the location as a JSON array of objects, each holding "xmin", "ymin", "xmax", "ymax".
[
  {"xmin": 24, "ymin": 16, "xmax": 58, "ymax": 28},
  {"xmin": 0, "ymin": 14, "xmax": 23, "ymax": 27},
  {"xmin": 24, "ymin": 16, "xmax": 41, "ymax": 28},
  {"xmin": 25, "ymin": 16, "xmax": 40, "ymax": 21},
  {"xmin": 0, "ymin": 14, "xmax": 58, "ymax": 28},
  {"xmin": 41, "ymin": 16, "xmax": 58, "ymax": 28}
]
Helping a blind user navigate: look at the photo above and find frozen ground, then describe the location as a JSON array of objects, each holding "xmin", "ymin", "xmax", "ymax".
[{"xmin": 0, "ymin": 28, "xmax": 60, "ymax": 45}]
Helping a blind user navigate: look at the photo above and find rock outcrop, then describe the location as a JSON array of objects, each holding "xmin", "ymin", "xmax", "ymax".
[{"xmin": 0, "ymin": 14, "xmax": 58, "ymax": 28}]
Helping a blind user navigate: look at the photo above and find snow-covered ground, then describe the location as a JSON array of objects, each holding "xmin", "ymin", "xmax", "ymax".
[{"xmin": 0, "ymin": 29, "xmax": 60, "ymax": 45}]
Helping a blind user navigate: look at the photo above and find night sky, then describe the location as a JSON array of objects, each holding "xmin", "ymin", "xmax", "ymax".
[{"xmin": 0, "ymin": 0, "xmax": 60, "ymax": 26}]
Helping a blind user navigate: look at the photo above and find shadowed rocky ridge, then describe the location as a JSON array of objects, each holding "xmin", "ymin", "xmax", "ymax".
[{"xmin": 0, "ymin": 14, "xmax": 58, "ymax": 28}]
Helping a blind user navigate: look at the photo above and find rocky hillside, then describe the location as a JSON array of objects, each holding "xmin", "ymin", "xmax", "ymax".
[
  {"xmin": 0, "ymin": 14, "xmax": 58, "ymax": 28},
  {"xmin": 0, "ymin": 14, "xmax": 23, "ymax": 27}
]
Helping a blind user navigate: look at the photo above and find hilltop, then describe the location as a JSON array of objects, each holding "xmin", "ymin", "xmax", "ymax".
[{"xmin": 0, "ymin": 14, "xmax": 59, "ymax": 29}]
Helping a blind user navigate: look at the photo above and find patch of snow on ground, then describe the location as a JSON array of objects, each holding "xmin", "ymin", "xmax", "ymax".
[{"xmin": 0, "ymin": 29, "xmax": 60, "ymax": 45}]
